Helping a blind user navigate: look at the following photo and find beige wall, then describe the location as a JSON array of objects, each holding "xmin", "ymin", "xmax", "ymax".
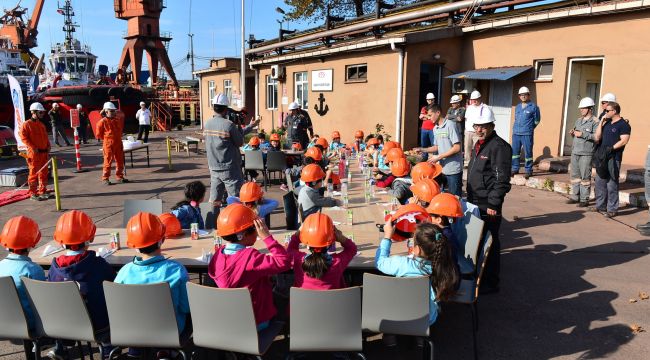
[
  {"xmin": 199, "ymin": 70, "xmax": 254, "ymax": 122},
  {"xmin": 462, "ymin": 10, "xmax": 650, "ymax": 166}
]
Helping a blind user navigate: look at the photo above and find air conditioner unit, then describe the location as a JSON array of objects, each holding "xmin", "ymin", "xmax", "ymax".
[
  {"xmin": 452, "ymin": 78, "xmax": 476, "ymax": 94},
  {"xmin": 270, "ymin": 65, "xmax": 285, "ymax": 80}
]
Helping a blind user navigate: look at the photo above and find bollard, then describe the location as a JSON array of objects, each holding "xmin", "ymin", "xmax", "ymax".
[
  {"xmin": 72, "ymin": 127, "xmax": 87, "ymax": 173},
  {"xmin": 166, "ymin": 137, "xmax": 173, "ymax": 171},
  {"xmin": 51, "ymin": 156, "xmax": 62, "ymax": 211}
]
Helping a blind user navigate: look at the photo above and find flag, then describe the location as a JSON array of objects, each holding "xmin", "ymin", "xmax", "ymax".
[
  {"xmin": 57, "ymin": 9, "xmax": 65, "ymax": 15},
  {"xmin": 8, "ymin": 75, "xmax": 26, "ymax": 151}
]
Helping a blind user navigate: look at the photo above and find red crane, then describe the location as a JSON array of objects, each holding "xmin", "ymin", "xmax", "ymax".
[{"xmin": 0, "ymin": 0, "xmax": 45, "ymax": 71}]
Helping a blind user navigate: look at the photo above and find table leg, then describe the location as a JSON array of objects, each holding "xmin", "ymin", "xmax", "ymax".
[
  {"xmin": 146, "ymin": 146, "xmax": 150, "ymax": 167},
  {"xmin": 130, "ymin": 151, "xmax": 134, "ymax": 168}
]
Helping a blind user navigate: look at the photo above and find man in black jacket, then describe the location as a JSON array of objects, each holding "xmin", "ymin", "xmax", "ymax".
[{"xmin": 467, "ymin": 110, "xmax": 512, "ymax": 294}]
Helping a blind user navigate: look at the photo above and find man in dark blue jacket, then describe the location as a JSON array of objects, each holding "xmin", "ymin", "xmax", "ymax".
[{"xmin": 511, "ymin": 86, "xmax": 541, "ymax": 179}]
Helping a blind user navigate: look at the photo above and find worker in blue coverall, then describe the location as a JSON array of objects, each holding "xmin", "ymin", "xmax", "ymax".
[{"xmin": 511, "ymin": 86, "xmax": 541, "ymax": 178}]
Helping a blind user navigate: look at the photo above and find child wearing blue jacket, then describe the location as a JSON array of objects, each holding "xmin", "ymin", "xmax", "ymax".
[
  {"xmin": 47, "ymin": 210, "xmax": 116, "ymax": 359},
  {"xmin": 226, "ymin": 181, "xmax": 279, "ymax": 219},
  {"xmin": 171, "ymin": 181, "xmax": 206, "ymax": 229}
]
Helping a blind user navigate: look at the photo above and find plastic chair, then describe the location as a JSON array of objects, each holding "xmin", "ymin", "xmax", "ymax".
[
  {"xmin": 102, "ymin": 282, "xmax": 188, "ymax": 359},
  {"xmin": 266, "ymin": 151, "xmax": 287, "ymax": 184},
  {"xmin": 122, "ymin": 199, "xmax": 163, "ymax": 226},
  {"xmin": 22, "ymin": 278, "xmax": 106, "ymax": 360},
  {"xmin": 244, "ymin": 151, "xmax": 267, "ymax": 190},
  {"xmin": 186, "ymin": 283, "xmax": 283, "ymax": 359},
  {"xmin": 285, "ymin": 170, "xmax": 295, "ymax": 193},
  {"xmin": 449, "ymin": 234, "xmax": 493, "ymax": 360},
  {"xmin": 458, "ymin": 214, "xmax": 485, "ymax": 275},
  {"xmin": 288, "ymin": 287, "xmax": 366, "ymax": 359},
  {"xmin": 199, "ymin": 202, "xmax": 217, "ymax": 230},
  {"xmin": 0, "ymin": 276, "xmax": 42, "ymax": 360},
  {"xmin": 361, "ymin": 274, "xmax": 434, "ymax": 359}
]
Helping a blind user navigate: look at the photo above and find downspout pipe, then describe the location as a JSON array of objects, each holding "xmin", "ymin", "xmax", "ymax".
[
  {"xmin": 391, "ymin": 40, "xmax": 404, "ymax": 144},
  {"xmin": 251, "ymin": 63, "xmax": 260, "ymax": 119}
]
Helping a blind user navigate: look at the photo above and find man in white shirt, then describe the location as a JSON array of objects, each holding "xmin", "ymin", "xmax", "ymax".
[
  {"xmin": 136, "ymin": 101, "xmax": 152, "ymax": 143},
  {"xmin": 463, "ymin": 90, "xmax": 494, "ymax": 164}
]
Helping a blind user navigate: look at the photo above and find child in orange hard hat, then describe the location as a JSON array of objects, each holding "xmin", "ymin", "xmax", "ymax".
[
  {"xmin": 208, "ymin": 204, "xmax": 291, "ymax": 331},
  {"xmin": 298, "ymin": 164, "xmax": 339, "ymax": 219},
  {"xmin": 348, "ymin": 130, "xmax": 366, "ymax": 153},
  {"xmin": 409, "ymin": 178, "xmax": 442, "ymax": 208},
  {"xmin": 426, "ymin": 193, "xmax": 465, "ymax": 279},
  {"xmin": 227, "ymin": 181, "xmax": 279, "ymax": 220},
  {"xmin": 288, "ymin": 213, "xmax": 357, "ymax": 289},
  {"xmin": 329, "ymin": 131, "xmax": 346, "ymax": 152},
  {"xmin": 268, "ymin": 133, "xmax": 282, "ymax": 151},
  {"xmin": 243, "ymin": 136, "xmax": 263, "ymax": 180},
  {"xmin": 171, "ymin": 180, "xmax": 206, "ymax": 229},
  {"xmin": 48, "ymin": 210, "xmax": 116, "ymax": 358},
  {"xmin": 376, "ymin": 157, "xmax": 413, "ymax": 205}
]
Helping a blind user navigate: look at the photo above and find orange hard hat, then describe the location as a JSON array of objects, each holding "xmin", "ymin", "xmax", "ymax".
[
  {"xmin": 299, "ymin": 213, "xmax": 335, "ymax": 249},
  {"xmin": 292, "ymin": 142, "xmax": 303, "ymax": 151},
  {"xmin": 381, "ymin": 141, "xmax": 401, "ymax": 156},
  {"xmin": 426, "ymin": 193, "xmax": 464, "ymax": 218},
  {"xmin": 248, "ymin": 136, "xmax": 261, "ymax": 146},
  {"xmin": 158, "ymin": 213, "xmax": 183, "ymax": 238},
  {"xmin": 126, "ymin": 212, "xmax": 166, "ymax": 249},
  {"xmin": 216, "ymin": 204, "xmax": 257, "ymax": 237},
  {"xmin": 385, "ymin": 148, "xmax": 405, "ymax": 163},
  {"xmin": 386, "ymin": 204, "xmax": 430, "ymax": 242},
  {"xmin": 367, "ymin": 138, "xmax": 380, "ymax": 146},
  {"xmin": 411, "ymin": 162, "xmax": 442, "ymax": 183},
  {"xmin": 0, "ymin": 216, "xmax": 41, "ymax": 250},
  {"xmin": 269, "ymin": 133, "xmax": 280, "ymax": 141},
  {"xmin": 53, "ymin": 210, "xmax": 97, "ymax": 245},
  {"xmin": 305, "ymin": 147, "xmax": 323, "ymax": 161},
  {"xmin": 390, "ymin": 157, "xmax": 410, "ymax": 177},
  {"xmin": 331, "ymin": 131, "xmax": 341, "ymax": 139},
  {"xmin": 301, "ymin": 163, "xmax": 326, "ymax": 183},
  {"xmin": 354, "ymin": 130, "xmax": 364, "ymax": 139},
  {"xmin": 409, "ymin": 179, "xmax": 441, "ymax": 203},
  {"xmin": 240, "ymin": 181, "xmax": 264, "ymax": 203},
  {"xmin": 315, "ymin": 137, "xmax": 329, "ymax": 149}
]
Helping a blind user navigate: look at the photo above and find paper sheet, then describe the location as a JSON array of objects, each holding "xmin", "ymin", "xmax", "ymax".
[{"xmin": 41, "ymin": 244, "xmax": 65, "ymax": 257}]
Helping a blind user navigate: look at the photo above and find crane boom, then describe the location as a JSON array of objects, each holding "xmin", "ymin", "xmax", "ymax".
[{"xmin": 28, "ymin": 0, "xmax": 45, "ymax": 31}]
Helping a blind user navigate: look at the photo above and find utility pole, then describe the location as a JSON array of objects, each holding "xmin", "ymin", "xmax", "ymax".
[
  {"xmin": 188, "ymin": 33, "xmax": 195, "ymax": 79},
  {"xmin": 240, "ymin": 0, "xmax": 246, "ymax": 108}
]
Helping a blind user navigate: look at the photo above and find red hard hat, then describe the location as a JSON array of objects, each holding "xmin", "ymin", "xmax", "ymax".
[
  {"xmin": 54, "ymin": 210, "xmax": 97, "ymax": 245},
  {"xmin": 390, "ymin": 157, "xmax": 410, "ymax": 177},
  {"xmin": 386, "ymin": 204, "xmax": 430, "ymax": 242},
  {"xmin": 301, "ymin": 163, "xmax": 326, "ymax": 183},
  {"xmin": 240, "ymin": 182, "xmax": 264, "ymax": 203},
  {"xmin": 426, "ymin": 193, "xmax": 464, "ymax": 218},
  {"xmin": 354, "ymin": 130, "xmax": 364, "ymax": 139},
  {"xmin": 305, "ymin": 147, "xmax": 323, "ymax": 161},
  {"xmin": 158, "ymin": 213, "xmax": 183, "ymax": 238},
  {"xmin": 409, "ymin": 179, "xmax": 441, "ymax": 203},
  {"xmin": 248, "ymin": 136, "xmax": 261, "ymax": 146},
  {"xmin": 217, "ymin": 204, "xmax": 257, "ymax": 237},
  {"xmin": 126, "ymin": 212, "xmax": 166, "ymax": 249},
  {"xmin": 315, "ymin": 137, "xmax": 329, "ymax": 149},
  {"xmin": 270, "ymin": 133, "xmax": 280, "ymax": 141},
  {"xmin": 0, "ymin": 216, "xmax": 41, "ymax": 250},
  {"xmin": 299, "ymin": 213, "xmax": 335, "ymax": 249}
]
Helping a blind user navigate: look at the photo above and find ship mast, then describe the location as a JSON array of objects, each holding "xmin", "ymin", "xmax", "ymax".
[{"xmin": 58, "ymin": 0, "xmax": 78, "ymax": 48}]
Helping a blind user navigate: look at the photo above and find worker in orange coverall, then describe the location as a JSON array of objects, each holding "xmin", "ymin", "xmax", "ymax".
[
  {"xmin": 19, "ymin": 102, "xmax": 51, "ymax": 201},
  {"xmin": 96, "ymin": 101, "xmax": 129, "ymax": 185}
]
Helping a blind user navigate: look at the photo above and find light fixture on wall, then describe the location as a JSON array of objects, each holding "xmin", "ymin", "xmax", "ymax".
[{"xmin": 433, "ymin": 53, "xmax": 441, "ymax": 60}]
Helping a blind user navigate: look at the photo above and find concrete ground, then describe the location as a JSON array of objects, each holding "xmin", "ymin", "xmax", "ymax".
[{"xmin": 1, "ymin": 127, "xmax": 649, "ymax": 359}]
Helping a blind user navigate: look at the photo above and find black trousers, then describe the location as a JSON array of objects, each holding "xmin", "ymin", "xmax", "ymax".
[
  {"xmin": 78, "ymin": 123, "xmax": 88, "ymax": 143},
  {"xmin": 479, "ymin": 209, "xmax": 502, "ymax": 289},
  {"xmin": 137, "ymin": 124, "xmax": 150, "ymax": 143}
]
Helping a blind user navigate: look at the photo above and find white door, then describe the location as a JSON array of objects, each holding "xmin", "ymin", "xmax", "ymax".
[{"xmin": 489, "ymin": 80, "xmax": 513, "ymax": 142}]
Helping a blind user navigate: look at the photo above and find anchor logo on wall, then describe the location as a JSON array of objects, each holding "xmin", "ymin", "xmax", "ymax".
[{"xmin": 314, "ymin": 93, "xmax": 329, "ymax": 116}]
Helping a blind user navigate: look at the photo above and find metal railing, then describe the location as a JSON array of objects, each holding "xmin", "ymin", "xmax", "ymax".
[{"xmin": 150, "ymin": 100, "xmax": 173, "ymax": 131}]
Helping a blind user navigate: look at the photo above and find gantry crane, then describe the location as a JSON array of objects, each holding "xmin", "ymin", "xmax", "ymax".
[{"xmin": 0, "ymin": 0, "xmax": 45, "ymax": 71}]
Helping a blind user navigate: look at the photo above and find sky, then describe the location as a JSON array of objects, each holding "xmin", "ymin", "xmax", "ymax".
[{"xmin": 0, "ymin": 0, "xmax": 307, "ymax": 80}]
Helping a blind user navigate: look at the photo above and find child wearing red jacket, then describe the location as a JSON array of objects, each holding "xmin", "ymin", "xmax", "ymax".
[
  {"xmin": 288, "ymin": 213, "xmax": 357, "ymax": 290},
  {"xmin": 208, "ymin": 204, "xmax": 291, "ymax": 331}
]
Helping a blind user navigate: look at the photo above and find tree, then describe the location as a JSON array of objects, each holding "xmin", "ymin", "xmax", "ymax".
[{"xmin": 283, "ymin": 0, "xmax": 416, "ymax": 24}]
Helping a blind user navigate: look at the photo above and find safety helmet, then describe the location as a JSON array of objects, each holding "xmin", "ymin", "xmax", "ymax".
[
  {"xmin": 354, "ymin": 130, "xmax": 364, "ymax": 139},
  {"xmin": 103, "ymin": 102, "xmax": 117, "ymax": 110},
  {"xmin": 76, "ymin": 104, "xmax": 83, "ymax": 109},
  {"xmin": 211, "ymin": 93, "xmax": 230, "ymax": 106},
  {"xmin": 409, "ymin": 179, "xmax": 441, "ymax": 203},
  {"xmin": 385, "ymin": 148, "xmax": 405, "ymax": 163},
  {"xmin": 427, "ymin": 193, "xmax": 463, "ymax": 218},
  {"xmin": 305, "ymin": 147, "xmax": 323, "ymax": 161},
  {"xmin": 386, "ymin": 204, "xmax": 430, "ymax": 242},
  {"xmin": 288, "ymin": 101, "xmax": 300, "ymax": 110},
  {"xmin": 518, "ymin": 86, "xmax": 530, "ymax": 95},
  {"xmin": 411, "ymin": 162, "xmax": 442, "ymax": 182},
  {"xmin": 0, "ymin": 216, "xmax": 41, "ymax": 250},
  {"xmin": 450, "ymin": 95, "xmax": 462, "ymax": 104},
  {"xmin": 601, "ymin": 93, "xmax": 616, "ymax": 102},
  {"xmin": 331, "ymin": 131, "xmax": 341, "ymax": 139},
  {"xmin": 299, "ymin": 213, "xmax": 335, "ymax": 249},
  {"xmin": 390, "ymin": 157, "xmax": 410, "ymax": 177},
  {"xmin": 425, "ymin": 93, "xmax": 435, "ymax": 100},
  {"xmin": 126, "ymin": 212, "xmax": 166, "ymax": 249},
  {"xmin": 301, "ymin": 163, "xmax": 326, "ymax": 183},
  {"xmin": 216, "ymin": 204, "xmax": 257, "ymax": 237},
  {"xmin": 29, "ymin": 102, "xmax": 45, "ymax": 112},
  {"xmin": 315, "ymin": 137, "xmax": 329, "ymax": 149},
  {"xmin": 578, "ymin": 97, "xmax": 595, "ymax": 109},
  {"xmin": 139, "ymin": 101, "xmax": 146, "ymax": 106},
  {"xmin": 248, "ymin": 136, "xmax": 261, "ymax": 146},
  {"xmin": 158, "ymin": 213, "xmax": 183, "ymax": 238},
  {"xmin": 240, "ymin": 182, "xmax": 264, "ymax": 203},
  {"xmin": 52, "ymin": 102, "xmax": 59, "ymax": 108},
  {"xmin": 367, "ymin": 138, "xmax": 380, "ymax": 146},
  {"xmin": 53, "ymin": 210, "xmax": 97, "ymax": 246},
  {"xmin": 473, "ymin": 107, "xmax": 496, "ymax": 125},
  {"xmin": 380, "ymin": 141, "xmax": 401, "ymax": 156},
  {"xmin": 269, "ymin": 133, "xmax": 280, "ymax": 141},
  {"xmin": 470, "ymin": 90, "xmax": 482, "ymax": 100},
  {"xmin": 292, "ymin": 142, "xmax": 303, "ymax": 151}
]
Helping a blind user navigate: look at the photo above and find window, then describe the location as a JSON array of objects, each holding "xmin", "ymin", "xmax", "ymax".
[
  {"xmin": 208, "ymin": 80, "xmax": 216, "ymax": 103},
  {"xmin": 535, "ymin": 60, "xmax": 553, "ymax": 81},
  {"xmin": 223, "ymin": 79, "xmax": 232, "ymax": 102},
  {"xmin": 266, "ymin": 75, "xmax": 278, "ymax": 109},
  {"xmin": 294, "ymin": 72, "xmax": 308, "ymax": 109},
  {"xmin": 346, "ymin": 63, "xmax": 367, "ymax": 82}
]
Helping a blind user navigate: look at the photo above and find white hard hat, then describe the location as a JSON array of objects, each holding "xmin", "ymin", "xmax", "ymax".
[
  {"xmin": 29, "ymin": 102, "xmax": 45, "ymax": 112},
  {"xmin": 288, "ymin": 101, "xmax": 300, "ymax": 110},
  {"xmin": 211, "ymin": 93, "xmax": 229, "ymax": 106},
  {"xmin": 76, "ymin": 104, "xmax": 82, "ymax": 109},
  {"xmin": 52, "ymin": 102, "xmax": 59, "ymax": 108},
  {"xmin": 601, "ymin": 93, "xmax": 616, "ymax": 102},
  {"xmin": 578, "ymin": 97, "xmax": 595, "ymax": 108},
  {"xmin": 139, "ymin": 101, "xmax": 146, "ymax": 106},
  {"xmin": 470, "ymin": 90, "xmax": 482, "ymax": 100},
  {"xmin": 518, "ymin": 86, "xmax": 530, "ymax": 95},
  {"xmin": 103, "ymin": 102, "xmax": 117, "ymax": 110},
  {"xmin": 425, "ymin": 92, "xmax": 435, "ymax": 100},
  {"xmin": 450, "ymin": 95, "xmax": 462, "ymax": 104},
  {"xmin": 473, "ymin": 106, "xmax": 495, "ymax": 125}
]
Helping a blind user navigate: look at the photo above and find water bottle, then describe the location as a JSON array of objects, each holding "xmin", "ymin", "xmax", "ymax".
[
  {"xmin": 327, "ymin": 182, "xmax": 333, "ymax": 196},
  {"xmin": 407, "ymin": 239, "xmax": 414, "ymax": 256},
  {"xmin": 369, "ymin": 179, "xmax": 375, "ymax": 197},
  {"xmin": 341, "ymin": 182, "xmax": 348, "ymax": 196},
  {"xmin": 347, "ymin": 170, "xmax": 352, "ymax": 183}
]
